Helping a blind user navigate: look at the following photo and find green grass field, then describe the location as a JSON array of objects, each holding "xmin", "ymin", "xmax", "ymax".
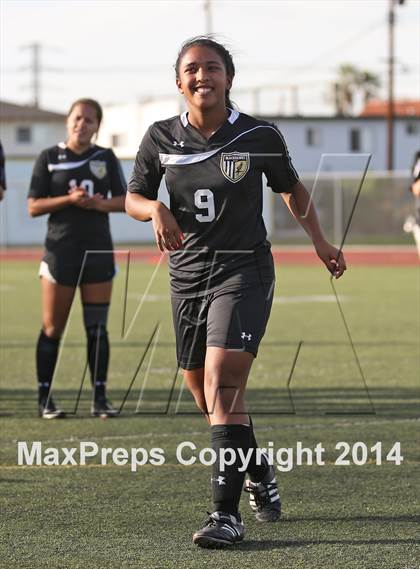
[{"xmin": 0, "ymin": 258, "xmax": 419, "ymax": 569}]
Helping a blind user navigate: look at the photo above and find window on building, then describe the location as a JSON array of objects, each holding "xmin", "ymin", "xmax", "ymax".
[
  {"xmin": 16, "ymin": 126, "xmax": 32, "ymax": 143},
  {"xmin": 406, "ymin": 122, "xmax": 419, "ymax": 135},
  {"xmin": 350, "ymin": 128, "xmax": 361, "ymax": 151},
  {"xmin": 111, "ymin": 133, "xmax": 126, "ymax": 147},
  {"xmin": 306, "ymin": 127, "xmax": 321, "ymax": 147}
]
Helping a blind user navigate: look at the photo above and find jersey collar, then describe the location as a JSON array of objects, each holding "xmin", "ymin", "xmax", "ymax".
[
  {"xmin": 180, "ymin": 108, "xmax": 239, "ymax": 128},
  {"xmin": 58, "ymin": 141, "xmax": 97, "ymax": 155}
]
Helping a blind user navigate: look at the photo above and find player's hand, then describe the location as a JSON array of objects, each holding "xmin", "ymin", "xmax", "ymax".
[
  {"xmin": 78, "ymin": 193, "xmax": 105, "ymax": 210},
  {"xmin": 314, "ymin": 239, "xmax": 347, "ymax": 279},
  {"xmin": 68, "ymin": 186, "xmax": 89, "ymax": 205},
  {"xmin": 151, "ymin": 202, "xmax": 184, "ymax": 251},
  {"xmin": 0, "ymin": 186, "xmax": 4, "ymax": 201}
]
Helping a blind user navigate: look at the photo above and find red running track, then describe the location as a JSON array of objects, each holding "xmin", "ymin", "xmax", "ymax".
[{"xmin": 0, "ymin": 246, "xmax": 418, "ymax": 266}]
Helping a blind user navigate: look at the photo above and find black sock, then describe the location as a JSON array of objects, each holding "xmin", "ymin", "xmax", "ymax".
[
  {"xmin": 246, "ymin": 417, "xmax": 271, "ymax": 483},
  {"xmin": 211, "ymin": 424, "xmax": 251, "ymax": 517},
  {"xmin": 86, "ymin": 324, "xmax": 109, "ymax": 399},
  {"xmin": 36, "ymin": 330, "xmax": 60, "ymax": 403}
]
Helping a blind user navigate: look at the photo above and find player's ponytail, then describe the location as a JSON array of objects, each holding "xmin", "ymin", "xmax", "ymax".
[{"xmin": 175, "ymin": 36, "xmax": 236, "ymax": 110}]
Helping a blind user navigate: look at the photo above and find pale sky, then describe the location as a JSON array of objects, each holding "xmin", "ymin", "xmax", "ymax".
[{"xmin": 1, "ymin": 0, "xmax": 419, "ymax": 115}]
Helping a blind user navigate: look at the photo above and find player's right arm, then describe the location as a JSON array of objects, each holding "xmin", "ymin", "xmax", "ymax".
[
  {"xmin": 28, "ymin": 189, "xmax": 88, "ymax": 217},
  {"xmin": 126, "ymin": 125, "xmax": 184, "ymax": 251},
  {"xmin": 126, "ymin": 193, "xmax": 184, "ymax": 251}
]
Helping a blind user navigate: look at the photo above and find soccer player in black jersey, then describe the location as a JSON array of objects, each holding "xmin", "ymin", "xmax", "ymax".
[
  {"xmin": 0, "ymin": 140, "xmax": 6, "ymax": 201},
  {"xmin": 126, "ymin": 37, "xmax": 347, "ymax": 548},
  {"xmin": 28, "ymin": 99, "xmax": 126, "ymax": 419},
  {"xmin": 407, "ymin": 150, "xmax": 420, "ymax": 257}
]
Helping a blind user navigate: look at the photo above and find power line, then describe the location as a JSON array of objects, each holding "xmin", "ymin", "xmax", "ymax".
[
  {"xmin": 287, "ymin": 17, "xmax": 386, "ymax": 80},
  {"xmin": 204, "ymin": 0, "xmax": 212, "ymax": 34},
  {"xmin": 387, "ymin": 0, "xmax": 407, "ymax": 171}
]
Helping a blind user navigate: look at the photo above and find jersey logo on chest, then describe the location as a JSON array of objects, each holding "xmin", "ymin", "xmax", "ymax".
[
  {"xmin": 220, "ymin": 152, "xmax": 250, "ymax": 183},
  {"xmin": 89, "ymin": 160, "xmax": 107, "ymax": 179}
]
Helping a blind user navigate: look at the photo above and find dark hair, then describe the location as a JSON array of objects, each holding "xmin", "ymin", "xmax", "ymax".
[
  {"xmin": 67, "ymin": 98, "xmax": 103, "ymax": 127},
  {"xmin": 175, "ymin": 36, "xmax": 235, "ymax": 109}
]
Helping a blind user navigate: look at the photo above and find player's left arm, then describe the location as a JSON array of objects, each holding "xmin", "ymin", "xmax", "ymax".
[
  {"xmin": 411, "ymin": 179, "xmax": 420, "ymax": 197},
  {"xmin": 85, "ymin": 194, "xmax": 126, "ymax": 212},
  {"xmin": 281, "ymin": 181, "xmax": 347, "ymax": 279},
  {"xmin": 79, "ymin": 149, "xmax": 126, "ymax": 212},
  {"xmin": 263, "ymin": 125, "xmax": 346, "ymax": 278}
]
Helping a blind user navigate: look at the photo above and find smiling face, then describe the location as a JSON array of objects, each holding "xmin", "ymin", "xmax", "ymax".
[
  {"xmin": 66, "ymin": 103, "xmax": 100, "ymax": 151},
  {"xmin": 176, "ymin": 45, "xmax": 232, "ymax": 113}
]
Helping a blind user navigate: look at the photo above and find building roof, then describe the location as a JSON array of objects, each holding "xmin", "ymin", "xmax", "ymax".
[
  {"xmin": 360, "ymin": 99, "xmax": 420, "ymax": 117},
  {"xmin": 258, "ymin": 113, "xmax": 419, "ymax": 122},
  {"xmin": 0, "ymin": 100, "xmax": 66, "ymax": 122}
]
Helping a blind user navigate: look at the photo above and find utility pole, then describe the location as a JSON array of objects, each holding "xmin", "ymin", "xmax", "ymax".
[
  {"xmin": 387, "ymin": 0, "xmax": 395, "ymax": 171},
  {"xmin": 252, "ymin": 87, "xmax": 260, "ymax": 115},
  {"xmin": 290, "ymin": 85, "xmax": 299, "ymax": 115},
  {"xmin": 204, "ymin": 0, "xmax": 212, "ymax": 34},
  {"xmin": 387, "ymin": 0, "xmax": 405, "ymax": 171},
  {"xmin": 22, "ymin": 42, "xmax": 41, "ymax": 108}
]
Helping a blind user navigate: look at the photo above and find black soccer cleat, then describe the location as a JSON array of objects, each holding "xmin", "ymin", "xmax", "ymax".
[
  {"xmin": 244, "ymin": 466, "xmax": 281, "ymax": 522},
  {"xmin": 91, "ymin": 397, "xmax": 118, "ymax": 418},
  {"xmin": 193, "ymin": 511, "xmax": 245, "ymax": 549},
  {"xmin": 38, "ymin": 398, "xmax": 66, "ymax": 419}
]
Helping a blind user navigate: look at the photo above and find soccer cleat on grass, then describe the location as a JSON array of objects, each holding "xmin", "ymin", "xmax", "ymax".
[
  {"xmin": 244, "ymin": 466, "xmax": 281, "ymax": 522},
  {"xmin": 91, "ymin": 397, "xmax": 118, "ymax": 418},
  {"xmin": 38, "ymin": 398, "xmax": 66, "ymax": 419},
  {"xmin": 193, "ymin": 511, "xmax": 244, "ymax": 549}
]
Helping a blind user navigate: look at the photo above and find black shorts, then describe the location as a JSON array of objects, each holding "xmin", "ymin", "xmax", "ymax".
[
  {"xmin": 40, "ymin": 250, "xmax": 115, "ymax": 287},
  {"xmin": 171, "ymin": 281, "xmax": 274, "ymax": 370}
]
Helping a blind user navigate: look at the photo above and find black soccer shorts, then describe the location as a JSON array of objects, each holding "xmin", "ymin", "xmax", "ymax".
[
  {"xmin": 39, "ymin": 250, "xmax": 115, "ymax": 287},
  {"xmin": 171, "ymin": 281, "xmax": 274, "ymax": 370}
]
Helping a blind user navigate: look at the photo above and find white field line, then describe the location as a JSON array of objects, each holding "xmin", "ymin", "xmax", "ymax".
[
  {"xmin": 271, "ymin": 245, "xmax": 417, "ymax": 252},
  {"xmin": 3, "ymin": 417, "xmax": 419, "ymax": 448},
  {"xmin": 127, "ymin": 293, "xmax": 348, "ymax": 304}
]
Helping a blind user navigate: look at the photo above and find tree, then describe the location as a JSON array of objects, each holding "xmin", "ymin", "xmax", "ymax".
[{"xmin": 332, "ymin": 64, "xmax": 381, "ymax": 116}]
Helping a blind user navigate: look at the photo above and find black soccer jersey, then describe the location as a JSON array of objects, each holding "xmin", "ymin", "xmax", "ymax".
[
  {"xmin": 128, "ymin": 110, "xmax": 299, "ymax": 296},
  {"xmin": 412, "ymin": 151, "xmax": 420, "ymax": 183},
  {"xmin": 29, "ymin": 143, "xmax": 126, "ymax": 258},
  {"xmin": 0, "ymin": 141, "xmax": 6, "ymax": 190}
]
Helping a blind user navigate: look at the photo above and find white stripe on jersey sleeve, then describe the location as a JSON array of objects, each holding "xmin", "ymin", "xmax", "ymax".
[{"xmin": 272, "ymin": 125, "xmax": 300, "ymax": 180}]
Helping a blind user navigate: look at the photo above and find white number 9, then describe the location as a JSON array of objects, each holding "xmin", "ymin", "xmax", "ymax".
[{"xmin": 194, "ymin": 189, "xmax": 215, "ymax": 223}]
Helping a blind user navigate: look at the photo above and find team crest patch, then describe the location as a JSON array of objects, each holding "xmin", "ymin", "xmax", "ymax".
[
  {"xmin": 220, "ymin": 152, "xmax": 250, "ymax": 183},
  {"xmin": 89, "ymin": 160, "xmax": 107, "ymax": 179}
]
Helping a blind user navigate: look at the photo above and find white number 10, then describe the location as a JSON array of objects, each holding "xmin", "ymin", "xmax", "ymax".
[
  {"xmin": 194, "ymin": 189, "xmax": 215, "ymax": 222},
  {"xmin": 69, "ymin": 178, "xmax": 94, "ymax": 196}
]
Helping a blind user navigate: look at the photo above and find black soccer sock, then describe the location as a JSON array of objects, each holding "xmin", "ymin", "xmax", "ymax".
[
  {"xmin": 83, "ymin": 303, "xmax": 110, "ymax": 399},
  {"xmin": 211, "ymin": 424, "xmax": 251, "ymax": 517},
  {"xmin": 246, "ymin": 416, "xmax": 271, "ymax": 483},
  {"xmin": 86, "ymin": 324, "xmax": 109, "ymax": 398},
  {"xmin": 36, "ymin": 330, "xmax": 60, "ymax": 403}
]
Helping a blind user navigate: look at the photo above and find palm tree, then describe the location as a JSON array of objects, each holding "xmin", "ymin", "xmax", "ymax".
[
  {"xmin": 358, "ymin": 70, "xmax": 381, "ymax": 106},
  {"xmin": 333, "ymin": 64, "xmax": 381, "ymax": 116}
]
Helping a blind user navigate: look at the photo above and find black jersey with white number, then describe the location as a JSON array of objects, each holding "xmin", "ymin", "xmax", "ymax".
[
  {"xmin": 29, "ymin": 143, "xmax": 126, "ymax": 257},
  {"xmin": 128, "ymin": 110, "xmax": 299, "ymax": 296}
]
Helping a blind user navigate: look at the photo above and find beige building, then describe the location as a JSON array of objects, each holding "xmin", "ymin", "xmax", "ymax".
[
  {"xmin": 0, "ymin": 101, "xmax": 67, "ymax": 157},
  {"xmin": 97, "ymin": 97, "xmax": 183, "ymax": 158}
]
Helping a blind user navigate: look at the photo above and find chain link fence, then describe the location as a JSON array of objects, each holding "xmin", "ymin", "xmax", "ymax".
[{"xmin": 271, "ymin": 171, "xmax": 415, "ymax": 245}]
